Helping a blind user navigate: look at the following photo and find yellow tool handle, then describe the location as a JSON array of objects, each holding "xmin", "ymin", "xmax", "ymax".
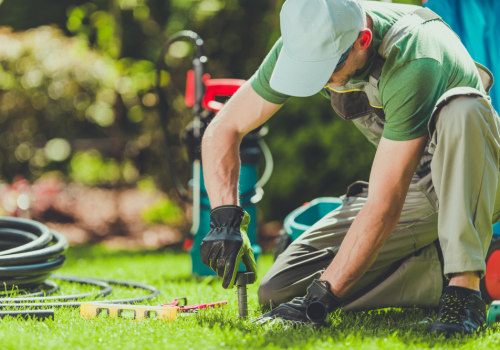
[{"xmin": 80, "ymin": 302, "xmax": 178, "ymax": 322}]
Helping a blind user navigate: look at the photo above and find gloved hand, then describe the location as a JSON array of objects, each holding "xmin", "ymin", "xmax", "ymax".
[
  {"xmin": 200, "ymin": 205, "xmax": 257, "ymax": 289},
  {"xmin": 253, "ymin": 279, "xmax": 341, "ymax": 326}
]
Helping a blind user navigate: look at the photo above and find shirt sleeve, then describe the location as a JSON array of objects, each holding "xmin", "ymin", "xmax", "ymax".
[
  {"xmin": 380, "ymin": 58, "xmax": 448, "ymax": 141},
  {"xmin": 249, "ymin": 38, "xmax": 290, "ymax": 105}
]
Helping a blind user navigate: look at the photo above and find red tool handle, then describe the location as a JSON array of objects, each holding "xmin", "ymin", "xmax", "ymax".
[
  {"xmin": 179, "ymin": 301, "xmax": 228, "ymax": 311},
  {"xmin": 161, "ymin": 298, "xmax": 227, "ymax": 311},
  {"xmin": 162, "ymin": 297, "xmax": 187, "ymax": 307},
  {"xmin": 185, "ymin": 70, "xmax": 245, "ymax": 112}
]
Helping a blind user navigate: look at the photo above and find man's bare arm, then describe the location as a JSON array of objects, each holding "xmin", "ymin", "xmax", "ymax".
[
  {"xmin": 201, "ymin": 81, "xmax": 282, "ymax": 207},
  {"xmin": 320, "ymin": 135, "xmax": 428, "ymax": 297}
]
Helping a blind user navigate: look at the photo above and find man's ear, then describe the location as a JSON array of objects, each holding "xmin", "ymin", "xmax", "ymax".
[{"xmin": 357, "ymin": 29, "xmax": 372, "ymax": 50}]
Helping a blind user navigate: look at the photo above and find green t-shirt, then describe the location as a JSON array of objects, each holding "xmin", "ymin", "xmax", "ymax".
[{"xmin": 250, "ymin": 2, "xmax": 484, "ymax": 141}]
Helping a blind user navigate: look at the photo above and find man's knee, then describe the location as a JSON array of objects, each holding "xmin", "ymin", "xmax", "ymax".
[
  {"xmin": 257, "ymin": 280, "xmax": 274, "ymax": 310},
  {"xmin": 258, "ymin": 272, "xmax": 304, "ymax": 310},
  {"xmin": 257, "ymin": 277, "xmax": 285, "ymax": 310}
]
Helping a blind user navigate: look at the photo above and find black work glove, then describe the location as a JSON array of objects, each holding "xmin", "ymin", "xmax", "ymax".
[
  {"xmin": 253, "ymin": 279, "xmax": 341, "ymax": 326},
  {"xmin": 200, "ymin": 205, "xmax": 257, "ymax": 289}
]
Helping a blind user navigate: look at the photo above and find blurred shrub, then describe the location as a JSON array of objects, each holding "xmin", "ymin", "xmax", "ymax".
[
  {"xmin": 141, "ymin": 197, "xmax": 185, "ymax": 227},
  {"xmin": 0, "ymin": 26, "xmax": 160, "ymax": 186},
  {"xmin": 69, "ymin": 150, "xmax": 139, "ymax": 185}
]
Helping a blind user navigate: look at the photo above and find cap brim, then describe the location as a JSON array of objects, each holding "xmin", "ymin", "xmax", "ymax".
[{"xmin": 270, "ymin": 48, "xmax": 339, "ymax": 97}]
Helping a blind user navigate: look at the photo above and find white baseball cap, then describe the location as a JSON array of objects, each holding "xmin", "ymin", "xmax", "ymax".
[{"xmin": 270, "ymin": 0, "xmax": 365, "ymax": 97}]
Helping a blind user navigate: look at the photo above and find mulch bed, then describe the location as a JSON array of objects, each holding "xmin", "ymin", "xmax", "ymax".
[
  {"xmin": 1, "ymin": 178, "xmax": 184, "ymax": 248},
  {"xmin": 1, "ymin": 177, "xmax": 282, "ymax": 250}
]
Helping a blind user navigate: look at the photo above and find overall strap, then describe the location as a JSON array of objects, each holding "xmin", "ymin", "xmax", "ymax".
[
  {"xmin": 379, "ymin": 8, "xmax": 442, "ymax": 58},
  {"xmin": 370, "ymin": 8, "xmax": 441, "ymax": 85}
]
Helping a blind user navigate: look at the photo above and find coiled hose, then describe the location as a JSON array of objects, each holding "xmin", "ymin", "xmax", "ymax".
[
  {"xmin": 0, "ymin": 217, "xmax": 160, "ymax": 318},
  {"xmin": 0, "ymin": 217, "xmax": 67, "ymax": 290}
]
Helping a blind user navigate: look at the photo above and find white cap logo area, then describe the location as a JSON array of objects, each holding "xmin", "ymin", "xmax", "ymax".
[{"xmin": 270, "ymin": 0, "xmax": 365, "ymax": 97}]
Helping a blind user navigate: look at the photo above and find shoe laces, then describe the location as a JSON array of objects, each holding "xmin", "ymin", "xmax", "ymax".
[{"xmin": 436, "ymin": 294, "xmax": 467, "ymax": 325}]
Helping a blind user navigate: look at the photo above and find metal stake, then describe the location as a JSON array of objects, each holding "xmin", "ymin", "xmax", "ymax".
[{"xmin": 235, "ymin": 272, "xmax": 255, "ymax": 318}]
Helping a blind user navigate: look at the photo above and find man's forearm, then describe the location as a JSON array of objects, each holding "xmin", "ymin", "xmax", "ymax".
[
  {"xmin": 321, "ymin": 136, "xmax": 428, "ymax": 298},
  {"xmin": 320, "ymin": 199, "xmax": 402, "ymax": 297},
  {"xmin": 201, "ymin": 118, "xmax": 242, "ymax": 207},
  {"xmin": 200, "ymin": 82, "xmax": 282, "ymax": 208}
]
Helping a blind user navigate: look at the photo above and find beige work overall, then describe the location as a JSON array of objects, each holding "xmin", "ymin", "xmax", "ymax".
[{"xmin": 258, "ymin": 8, "xmax": 500, "ymax": 310}]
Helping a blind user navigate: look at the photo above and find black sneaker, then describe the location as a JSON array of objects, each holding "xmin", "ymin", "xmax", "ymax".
[{"xmin": 427, "ymin": 286, "xmax": 487, "ymax": 336}]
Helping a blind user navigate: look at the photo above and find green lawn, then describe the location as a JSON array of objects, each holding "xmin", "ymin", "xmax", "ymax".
[{"xmin": 1, "ymin": 245, "xmax": 499, "ymax": 349}]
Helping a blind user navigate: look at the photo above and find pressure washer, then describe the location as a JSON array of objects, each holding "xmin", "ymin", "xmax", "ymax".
[{"xmin": 155, "ymin": 30, "xmax": 273, "ymax": 276}]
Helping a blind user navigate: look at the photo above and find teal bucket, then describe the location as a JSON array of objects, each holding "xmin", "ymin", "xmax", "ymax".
[
  {"xmin": 284, "ymin": 197, "xmax": 343, "ymax": 240},
  {"xmin": 493, "ymin": 221, "xmax": 500, "ymax": 237}
]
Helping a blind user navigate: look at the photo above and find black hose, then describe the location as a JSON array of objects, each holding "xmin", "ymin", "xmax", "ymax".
[
  {"xmin": 1, "ymin": 276, "xmax": 112, "ymax": 303},
  {"xmin": 0, "ymin": 217, "xmax": 161, "ymax": 312},
  {"xmin": 0, "ymin": 217, "xmax": 68, "ymax": 289},
  {"xmin": 0, "ymin": 309, "xmax": 54, "ymax": 320},
  {"xmin": 0, "ymin": 276, "xmax": 161, "ymax": 309}
]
